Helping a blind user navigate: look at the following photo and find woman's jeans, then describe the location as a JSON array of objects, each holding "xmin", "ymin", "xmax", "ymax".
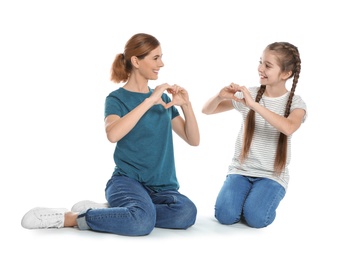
[
  {"xmin": 76, "ymin": 175, "xmax": 197, "ymax": 236},
  {"xmin": 215, "ymin": 174, "xmax": 286, "ymax": 228}
]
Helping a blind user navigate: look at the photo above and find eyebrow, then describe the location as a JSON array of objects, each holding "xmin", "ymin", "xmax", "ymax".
[
  {"xmin": 153, "ymin": 54, "xmax": 162, "ymax": 58},
  {"xmin": 261, "ymin": 58, "xmax": 274, "ymax": 66}
]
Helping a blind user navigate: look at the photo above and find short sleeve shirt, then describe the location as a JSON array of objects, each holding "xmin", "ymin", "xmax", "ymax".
[
  {"xmin": 104, "ymin": 87, "xmax": 180, "ymax": 191},
  {"xmin": 229, "ymin": 87, "xmax": 307, "ymax": 190}
]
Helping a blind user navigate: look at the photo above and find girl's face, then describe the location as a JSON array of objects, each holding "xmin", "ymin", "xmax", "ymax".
[
  {"xmin": 258, "ymin": 50, "xmax": 287, "ymax": 87},
  {"xmin": 137, "ymin": 46, "xmax": 164, "ymax": 80}
]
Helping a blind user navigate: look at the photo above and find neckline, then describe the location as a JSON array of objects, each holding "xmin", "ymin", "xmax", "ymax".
[{"xmin": 121, "ymin": 86, "xmax": 151, "ymax": 94}]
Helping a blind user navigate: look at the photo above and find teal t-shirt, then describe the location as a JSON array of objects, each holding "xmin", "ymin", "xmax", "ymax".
[{"xmin": 104, "ymin": 87, "xmax": 180, "ymax": 191}]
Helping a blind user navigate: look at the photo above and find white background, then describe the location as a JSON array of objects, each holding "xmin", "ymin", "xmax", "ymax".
[{"xmin": 1, "ymin": 0, "xmax": 351, "ymax": 259}]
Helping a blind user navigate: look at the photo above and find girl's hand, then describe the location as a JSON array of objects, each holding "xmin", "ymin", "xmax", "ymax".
[
  {"xmin": 233, "ymin": 85, "xmax": 256, "ymax": 109},
  {"xmin": 219, "ymin": 83, "xmax": 241, "ymax": 100}
]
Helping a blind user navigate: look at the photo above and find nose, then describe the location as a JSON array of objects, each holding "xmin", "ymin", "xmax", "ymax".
[{"xmin": 258, "ymin": 63, "xmax": 264, "ymax": 73}]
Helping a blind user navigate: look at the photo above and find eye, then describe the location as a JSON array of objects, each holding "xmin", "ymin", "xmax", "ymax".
[{"xmin": 265, "ymin": 63, "xmax": 272, "ymax": 69}]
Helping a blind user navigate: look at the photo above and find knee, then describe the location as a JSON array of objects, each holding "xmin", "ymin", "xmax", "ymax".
[
  {"xmin": 215, "ymin": 206, "xmax": 241, "ymax": 225},
  {"xmin": 176, "ymin": 201, "xmax": 197, "ymax": 229},
  {"xmin": 111, "ymin": 206, "xmax": 156, "ymax": 236},
  {"xmin": 185, "ymin": 202, "xmax": 197, "ymax": 228},
  {"xmin": 129, "ymin": 220, "xmax": 155, "ymax": 236},
  {"xmin": 128, "ymin": 209, "xmax": 156, "ymax": 236},
  {"xmin": 244, "ymin": 209, "xmax": 275, "ymax": 228}
]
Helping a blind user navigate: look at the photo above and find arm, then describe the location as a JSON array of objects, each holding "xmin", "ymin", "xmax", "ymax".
[
  {"xmin": 165, "ymin": 84, "xmax": 200, "ymax": 146},
  {"xmin": 251, "ymin": 103, "xmax": 305, "ymax": 136},
  {"xmin": 202, "ymin": 83, "xmax": 240, "ymax": 115},
  {"xmin": 105, "ymin": 98, "xmax": 154, "ymax": 143},
  {"xmin": 105, "ymin": 83, "xmax": 174, "ymax": 143},
  {"xmin": 235, "ymin": 85, "xmax": 306, "ymax": 136},
  {"xmin": 172, "ymin": 102, "xmax": 200, "ymax": 146}
]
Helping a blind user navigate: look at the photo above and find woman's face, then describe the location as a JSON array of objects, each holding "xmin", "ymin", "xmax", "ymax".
[{"xmin": 137, "ymin": 46, "xmax": 164, "ymax": 80}]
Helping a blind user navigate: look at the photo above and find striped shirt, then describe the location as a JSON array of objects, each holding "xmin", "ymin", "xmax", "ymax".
[{"xmin": 228, "ymin": 87, "xmax": 307, "ymax": 190}]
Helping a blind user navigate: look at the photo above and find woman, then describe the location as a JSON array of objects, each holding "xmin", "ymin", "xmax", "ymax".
[
  {"xmin": 22, "ymin": 33, "xmax": 200, "ymax": 236},
  {"xmin": 202, "ymin": 42, "xmax": 307, "ymax": 228}
]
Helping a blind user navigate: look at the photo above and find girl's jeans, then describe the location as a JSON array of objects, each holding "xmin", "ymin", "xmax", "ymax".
[
  {"xmin": 215, "ymin": 174, "xmax": 286, "ymax": 228},
  {"xmin": 76, "ymin": 175, "xmax": 197, "ymax": 236}
]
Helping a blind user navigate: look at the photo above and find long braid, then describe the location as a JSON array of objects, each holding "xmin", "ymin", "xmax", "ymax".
[
  {"xmin": 274, "ymin": 43, "xmax": 301, "ymax": 173},
  {"xmin": 240, "ymin": 85, "xmax": 266, "ymax": 163},
  {"xmin": 240, "ymin": 42, "xmax": 301, "ymax": 174}
]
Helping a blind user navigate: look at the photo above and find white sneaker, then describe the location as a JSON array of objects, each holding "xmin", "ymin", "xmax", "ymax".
[
  {"xmin": 71, "ymin": 200, "xmax": 109, "ymax": 213},
  {"xmin": 21, "ymin": 207, "xmax": 68, "ymax": 229}
]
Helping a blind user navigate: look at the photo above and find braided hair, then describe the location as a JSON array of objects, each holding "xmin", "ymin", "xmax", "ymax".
[{"xmin": 240, "ymin": 42, "xmax": 301, "ymax": 174}]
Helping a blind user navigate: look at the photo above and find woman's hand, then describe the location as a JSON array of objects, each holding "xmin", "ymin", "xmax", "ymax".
[
  {"xmin": 164, "ymin": 84, "xmax": 189, "ymax": 109},
  {"xmin": 148, "ymin": 83, "xmax": 173, "ymax": 107},
  {"xmin": 149, "ymin": 83, "xmax": 191, "ymax": 109}
]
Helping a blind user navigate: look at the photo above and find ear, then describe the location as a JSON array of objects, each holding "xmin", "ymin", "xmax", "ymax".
[
  {"xmin": 281, "ymin": 70, "xmax": 292, "ymax": 80},
  {"xmin": 131, "ymin": 56, "xmax": 140, "ymax": 68}
]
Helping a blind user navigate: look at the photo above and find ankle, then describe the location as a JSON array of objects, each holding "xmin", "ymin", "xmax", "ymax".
[{"xmin": 64, "ymin": 212, "xmax": 79, "ymax": 227}]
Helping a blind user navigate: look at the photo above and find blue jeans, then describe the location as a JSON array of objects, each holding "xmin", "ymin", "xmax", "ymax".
[
  {"xmin": 214, "ymin": 174, "xmax": 286, "ymax": 228},
  {"xmin": 76, "ymin": 175, "xmax": 197, "ymax": 236}
]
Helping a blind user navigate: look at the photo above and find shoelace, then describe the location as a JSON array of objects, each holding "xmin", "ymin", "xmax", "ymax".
[{"xmin": 37, "ymin": 212, "xmax": 64, "ymax": 228}]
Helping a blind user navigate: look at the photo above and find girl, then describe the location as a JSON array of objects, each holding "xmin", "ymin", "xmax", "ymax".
[
  {"xmin": 202, "ymin": 42, "xmax": 307, "ymax": 228},
  {"xmin": 22, "ymin": 33, "xmax": 200, "ymax": 236}
]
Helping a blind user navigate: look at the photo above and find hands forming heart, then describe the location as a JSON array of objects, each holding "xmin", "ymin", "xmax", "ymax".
[
  {"xmin": 151, "ymin": 83, "xmax": 190, "ymax": 109},
  {"xmin": 221, "ymin": 83, "xmax": 255, "ymax": 109}
]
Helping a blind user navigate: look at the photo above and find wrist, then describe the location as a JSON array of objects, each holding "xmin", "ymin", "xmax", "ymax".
[
  {"xmin": 143, "ymin": 97, "xmax": 155, "ymax": 108},
  {"xmin": 181, "ymin": 101, "xmax": 192, "ymax": 108}
]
